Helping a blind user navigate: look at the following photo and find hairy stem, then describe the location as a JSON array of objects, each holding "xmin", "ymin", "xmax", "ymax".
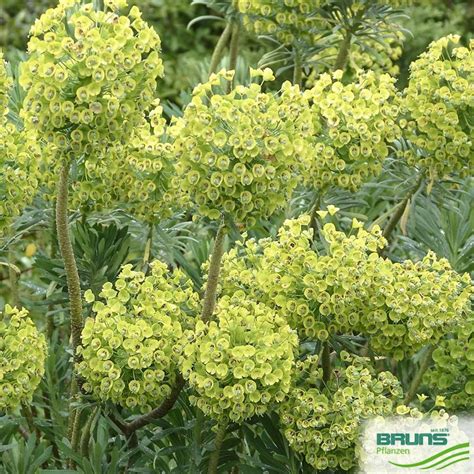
[
  {"xmin": 209, "ymin": 22, "xmax": 233, "ymax": 76},
  {"xmin": 56, "ymin": 161, "xmax": 83, "ymax": 356},
  {"xmin": 68, "ymin": 408, "xmax": 81, "ymax": 468},
  {"xmin": 382, "ymin": 172, "xmax": 424, "ymax": 249},
  {"xmin": 208, "ymin": 421, "xmax": 228, "ymax": 474},
  {"xmin": 403, "ymin": 346, "xmax": 435, "ymax": 405},
  {"xmin": 201, "ymin": 222, "xmax": 227, "ymax": 322}
]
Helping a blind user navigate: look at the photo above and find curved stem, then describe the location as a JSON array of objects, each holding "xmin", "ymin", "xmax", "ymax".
[
  {"xmin": 227, "ymin": 21, "xmax": 240, "ymax": 92},
  {"xmin": 56, "ymin": 160, "xmax": 83, "ymax": 357},
  {"xmin": 403, "ymin": 346, "xmax": 435, "ymax": 405},
  {"xmin": 209, "ymin": 22, "xmax": 233, "ymax": 76},
  {"xmin": 208, "ymin": 421, "xmax": 228, "ymax": 474},
  {"xmin": 120, "ymin": 373, "xmax": 185, "ymax": 436},
  {"xmin": 381, "ymin": 172, "xmax": 424, "ymax": 250},
  {"xmin": 201, "ymin": 222, "xmax": 227, "ymax": 322}
]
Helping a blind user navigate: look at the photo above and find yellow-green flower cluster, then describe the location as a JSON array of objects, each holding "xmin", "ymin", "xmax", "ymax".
[
  {"xmin": 278, "ymin": 352, "xmax": 402, "ymax": 471},
  {"xmin": 303, "ymin": 71, "xmax": 401, "ymax": 191},
  {"xmin": 236, "ymin": 0, "xmax": 326, "ymax": 48},
  {"xmin": 401, "ymin": 35, "xmax": 474, "ymax": 178},
  {"xmin": 0, "ymin": 50, "xmax": 11, "ymax": 118},
  {"xmin": 349, "ymin": 34, "xmax": 404, "ymax": 76},
  {"xmin": 179, "ymin": 295, "xmax": 298, "ymax": 423},
  {"xmin": 220, "ymin": 215, "xmax": 472, "ymax": 359},
  {"xmin": 19, "ymin": 0, "xmax": 163, "ymax": 158},
  {"xmin": 170, "ymin": 70, "xmax": 313, "ymax": 226},
  {"xmin": 0, "ymin": 305, "xmax": 47, "ymax": 411},
  {"xmin": 425, "ymin": 318, "xmax": 474, "ymax": 411},
  {"xmin": 0, "ymin": 51, "xmax": 41, "ymax": 235},
  {"xmin": 236, "ymin": 1, "xmax": 410, "ymax": 49},
  {"xmin": 77, "ymin": 261, "xmax": 199, "ymax": 412},
  {"xmin": 38, "ymin": 104, "xmax": 176, "ymax": 220}
]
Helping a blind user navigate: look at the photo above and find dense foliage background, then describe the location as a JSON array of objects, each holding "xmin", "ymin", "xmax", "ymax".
[{"xmin": 0, "ymin": 0, "xmax": 473, "ymax": 473}]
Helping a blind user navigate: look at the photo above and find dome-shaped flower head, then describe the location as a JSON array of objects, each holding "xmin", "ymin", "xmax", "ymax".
[
  {"xmin": 278, "ymin": 352, "xmax": 402, "ymax": 471},
  {"xmin": 303, "ymin": 70, "xmax": 401, "ymax": 191},
  {"xmin": 0, "ymin": 305, "xmax": 47, "ymax": 411},
  {"xmin": 425, "ymin": 317, "xmax": 474, "ymax": 411},
  {"xmin": 19, "ymin": 0, "xmax": 164, "ymax": 158},
  {"xmin": 37, "ymin": 101, "xmax": 177, "ymax": 222},
  {"xmin": 76, "ymin": 261, "xmax": 199, "ymax": 412},
  {"xmin": 170, "ymin": 69, "xmax": 314, "ymax": 227},
  {"xmin": 401, "ymin": 35, "xmax": 474, "ymax": 178},
  {"xmin": 179, "ymin": 295, "xmax": 298, "ymax": 423}
]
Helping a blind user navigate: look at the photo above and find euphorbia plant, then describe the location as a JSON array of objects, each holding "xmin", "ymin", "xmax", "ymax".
[{"xmin": 0, "ymin": 0, "xmax": 472, "ymax": 471}]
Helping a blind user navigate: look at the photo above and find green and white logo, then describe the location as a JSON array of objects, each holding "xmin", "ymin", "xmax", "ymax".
[{"xmin": 360, "ymin": 417, "xmax": 473, "ymax": 473}]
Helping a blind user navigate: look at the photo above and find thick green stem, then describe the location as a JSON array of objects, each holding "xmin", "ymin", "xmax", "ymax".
[
  {"xmin": 143, "ymin": 223, "xmax": 153, "ymax": 273},
  {"xmin": 68, "ymin": 408, "xmax": 81, "ymax": 468},
  {"xmin": 293, "ymin": 51, "xmax": 303, "ymax": 87},
  {"xmin": 309, "ymin": 188, "xmax": 328, "ymax": 243},
  {"xmin": 191, "ymin": 412, "xmax": 205, "ymax": 473},
  {"xmin": 334, "ymin": 32, "xmax": 352, "ymax": 72},
  {"xmin": 227, "ymin": 21, "xmax": 240, "ymax": 92},
  {"xmin": 56, "ymin": 161, "xmax": 83, "ymax": 357},
  {"xmin": 382, "ymin": 173, "xmax": 424, "ymax": 248},
  {"xmin": 403, "ymin": 346, "xmax": 435, "ymax": 405},
  {"xmin": 208, "ymin": 421, "xmax": 228, "ymax": 474},
  {"xmin": 57, "ymin": 161, "xmax": 84, "ymax": 454},
  {"xmin": 201, "ymin": 222, "xmax": 227, "ymax": 322},
  {"xmin": 8, "ymin": 250, "xmax": 19, "ymax": 307},
  {"xmin": 209, "ymin": 22, "xmax": 233, "ymax": 76}
]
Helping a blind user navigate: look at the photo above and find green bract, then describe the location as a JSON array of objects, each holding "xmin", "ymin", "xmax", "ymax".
[
  {"xmin": 279, "ymin": 352, "xmax": 403, "ymax": 471},
  {"xmin": 179, "ymin": 295, "xmax": 298, "ymax": 423},
  {"xmin": 170, "ymin": 70, "xmax": 312, "ymax": 226},
  {"xmin": 76, "ymin": 261, "xmax": 199, "ymax": 412},
  {"xmin": 401, "ymin": 35, "xmax": 474, "ymax": 178},
  {"xmin": 19, "ymin": 0, "xmax": 164, "ymax": 158},
  {"xmin": 425, "ymin": 316, "xmax": 474, "ymax": 411},
  {"xmin": 303, "ymin": 71, "xmax": 401, "ymax": 191},
  {"xmin": 220, "ymin": 214, "xmax": 472, "ymax": 359},
  {"xmin": 0, "ymin": 305, "xmax": 47, "ymax": 411}
]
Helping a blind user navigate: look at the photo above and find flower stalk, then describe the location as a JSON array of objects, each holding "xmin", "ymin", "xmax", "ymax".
[
  {"xmin": 208, "ymin": 421, "xmax": 228, "ymax": 474},
  {"xmin": 209, "ymin": 22, "xmax": 233, "ymax": 76}
]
